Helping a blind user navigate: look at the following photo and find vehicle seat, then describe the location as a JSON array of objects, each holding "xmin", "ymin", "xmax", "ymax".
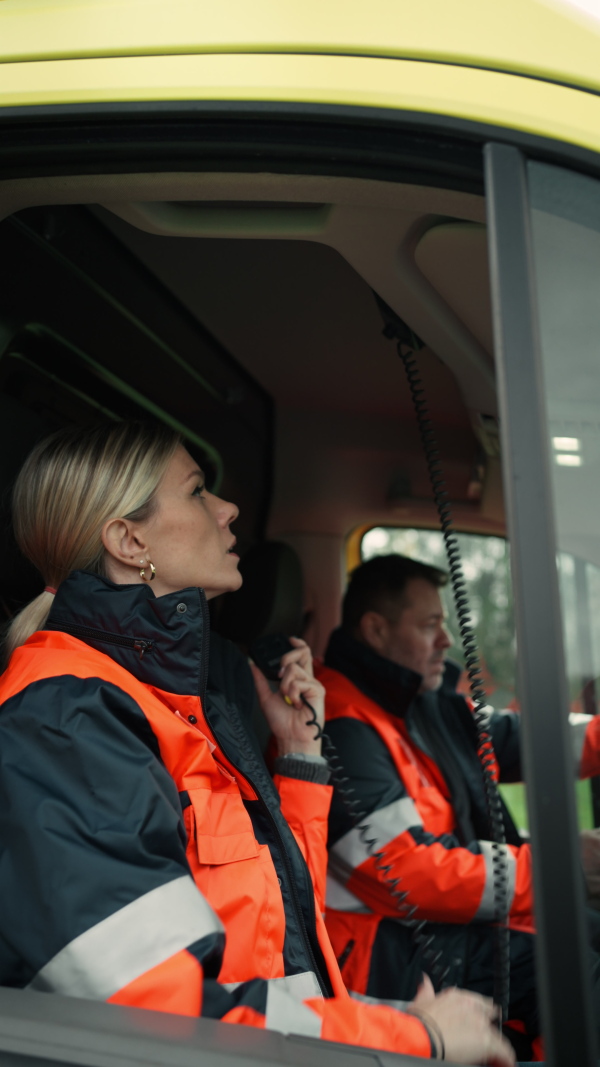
[
  {"xmin": 213, "ymin": 541, "xmax": 304, "ymax": 650},
  {"xmin": 212, "ymin": 541, "xmax": 305, "ymax": 752}
]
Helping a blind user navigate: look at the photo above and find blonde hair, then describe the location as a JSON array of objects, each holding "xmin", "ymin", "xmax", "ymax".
[{"xmin": 5, "ymin": 421, "xmax": 181, "ymax": 659}]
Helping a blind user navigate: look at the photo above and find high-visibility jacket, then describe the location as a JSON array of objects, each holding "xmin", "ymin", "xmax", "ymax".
[
  {"xmin": 317, "ymin": 628, "xmax": 600, "ymax": 997},
  {"xmin": 0, "ymin": 571, "xmax": 432, "ymax": 1056}
]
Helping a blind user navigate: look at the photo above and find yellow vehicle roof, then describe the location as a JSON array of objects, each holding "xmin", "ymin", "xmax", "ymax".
[{"xmin": 1, "ymin": 0, "xmax": 599, "ymax": 95}]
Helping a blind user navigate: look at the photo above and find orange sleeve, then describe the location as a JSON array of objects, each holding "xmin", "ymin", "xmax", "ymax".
[
  {"xmin": 581, "ymin": 715, "xmax": 600, "ymax": 778},
  {"xmin": 275, "ymin": 775, "xmax": 332, "ymax": 914},
  {"xmin": 305, "ymin": 996, "xmax": 432, "ymax": 1057},
  {"xmin": 342, "ymin": 831, "xmax": 534, "ymax": 929},
  {"xmin": 109, "ymin": 939, "xmax": 433, "ymax": 1055},
  {"xmin": 108, "ymin": 949, "xmax": 203, "ymax": 1015}
]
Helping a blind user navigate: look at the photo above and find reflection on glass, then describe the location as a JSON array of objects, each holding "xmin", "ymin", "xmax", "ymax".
[
  {"xmin": 527, "ymin": 161, "xmax": 600, "ymax": 831},
  {"xmin": 361, "ymin": 525, "xmax": 594, "ymax": 829},
  {"xmin": 362, "ymin": 527, "xmax": 515, "ymax": 707},
  {"xmin": 528, "ymin": 167, "xmax": 600, "ymax": 697}
]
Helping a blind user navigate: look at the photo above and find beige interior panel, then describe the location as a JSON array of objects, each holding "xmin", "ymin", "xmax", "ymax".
[
  {"xmin": 0, "ymin": 168, "xmax": 492, "ymax": 411},
  {"xmin": 0, "ymin": 171, "xmax": 486, "ymax": 222},
  {"xmin": 415, "ymin": 223, "xmax": 493, "ymax": 356}
]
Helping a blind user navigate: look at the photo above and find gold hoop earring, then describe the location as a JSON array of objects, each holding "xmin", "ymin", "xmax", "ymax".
[{"xmin": 139, "ymin": 561, "xmax": 156, "ymax": 582}]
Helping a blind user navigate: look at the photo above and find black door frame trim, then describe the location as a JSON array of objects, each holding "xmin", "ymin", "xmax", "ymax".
[
  {"xmin": 1, "ymin": 101, "xmax": 600, "ymax": 189},
  {"xmin": 485, "ymin": 140, "xmax": 598, "ymax": 1067}
]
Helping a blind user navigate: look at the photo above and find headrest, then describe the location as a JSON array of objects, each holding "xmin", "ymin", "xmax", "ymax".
[{"xmin": 214, "ymin": 541, "xmax": 304, "ymax": 647}]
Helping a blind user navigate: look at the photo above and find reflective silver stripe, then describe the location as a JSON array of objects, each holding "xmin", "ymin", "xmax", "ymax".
[
  {"xmin": 473, "ymin": 841, "xmax": 516, "ymax": 921},
  {"xmin": 569, "ymin": 712, "xmax": 593, "ymax": 774},
  {"xmin": 325, "ymin": 873, "xmax": 371, "ymax": 913},
  {"xmin": 28, "ymin": 875, "xmax": 223, "ymax": 999},
  {"xmin": 331, "ymin": 797, "xmax": 422, "ymax": 871},
  {"xmin": 265, "ymin": 972, "xmax": 323, "ymax": 1037},
  {"xmin": 350, "ymin": 989, "xmax": 411, "ymax": 1012}
]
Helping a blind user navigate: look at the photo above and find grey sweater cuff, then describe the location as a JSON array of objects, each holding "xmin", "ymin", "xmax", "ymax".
[{"xmin": 273, "ymin": 755, "xmax": 331, "ymax": 784}]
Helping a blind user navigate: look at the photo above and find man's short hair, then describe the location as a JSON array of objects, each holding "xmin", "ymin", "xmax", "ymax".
[{"xmin": 342, "ymin": 554, "xmax": 448, "ymax": 633}]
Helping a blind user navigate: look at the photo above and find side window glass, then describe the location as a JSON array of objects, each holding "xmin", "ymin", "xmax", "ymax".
[
  {"xmin": 527, "ymin": 161, "xmax": 600, "ymax": 831},
  {"xmin": 360, "ymin": 526, "xmax": 594, "ymax": 829}
]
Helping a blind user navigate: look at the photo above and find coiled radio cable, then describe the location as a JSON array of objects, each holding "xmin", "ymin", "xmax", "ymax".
[
  {"xmin": 375, "ymin": 295, "xmax": 511, "ymax": 1021},
  {"xmin": 301, "ymin": 693, "xmax": 450, "ymax": 989}
]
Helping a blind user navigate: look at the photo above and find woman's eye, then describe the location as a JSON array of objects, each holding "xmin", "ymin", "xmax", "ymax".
[{"xmin": 192, "ymin": 484, "xmax": 206, "ymax": 498}]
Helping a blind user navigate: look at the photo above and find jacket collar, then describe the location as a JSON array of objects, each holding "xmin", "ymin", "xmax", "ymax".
[
  {"xmin": 46, "ymin": 570, "xmax": 209, "ymax": 698},
  {"xmin": 324, "ymin": 626, "xmax": 460, "ymax": 720}
]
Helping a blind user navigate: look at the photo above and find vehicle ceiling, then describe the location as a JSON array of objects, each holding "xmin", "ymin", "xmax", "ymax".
[
  {"xmin": 85, "ymin": 172, "xmax": 502, "ymax": 543},
  {"xmin": 0, "ymin": 169, "xmax": 503, "ymax": 649}
]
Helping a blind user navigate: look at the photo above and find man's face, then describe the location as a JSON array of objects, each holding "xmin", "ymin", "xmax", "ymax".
[{"xmin": 363, "ymin": 578, "xmax": 452, "ymax": 692}]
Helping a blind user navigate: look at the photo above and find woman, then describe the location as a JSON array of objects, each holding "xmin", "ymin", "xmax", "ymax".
[{"xmin": 0, "ymin": 421, "xmax": 512, "ymax": 1065}]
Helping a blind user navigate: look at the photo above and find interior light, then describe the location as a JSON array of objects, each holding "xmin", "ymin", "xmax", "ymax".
[
  {"xmin": 552, "ymin": 436, "xmax": 580, "ymax": 451},
  {"xmin": 555, "ymin": 453, "xmax": 583, "ymax": 467}
]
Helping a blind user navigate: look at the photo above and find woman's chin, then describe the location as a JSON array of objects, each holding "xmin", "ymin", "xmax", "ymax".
[{"xmin": 204, "ymin": 572, "xmax": 243, "ymax": 600}]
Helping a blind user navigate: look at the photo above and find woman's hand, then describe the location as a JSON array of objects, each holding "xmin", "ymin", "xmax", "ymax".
[
  {"xmin": 250, "ymin": 637, "xmax": 325, "ymax": 757},
  {"xmin": 411, "ymin": 975, "xmax": 515, "ymax": 1066}
]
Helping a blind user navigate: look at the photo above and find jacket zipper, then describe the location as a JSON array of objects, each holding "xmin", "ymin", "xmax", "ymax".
[
  {"xmin": 207, "ymin": 698, "xmax": 330, "ymax": 998},
  {"xmin": 198, "ymin": 591, "xmax": 210, "ymax": 706},
  {"xmin": 259, "ymin": 793, "xmax": 329, "ymax": 997},
  {"xmin": 60, "ymin": 602, "xmax": 328, "ymax": 996},
  {"xmin": 194, "ymin": 598, "xmax": 328, "ymax": 991},
  {"xmin": 55, "ymin": 621, "xmax": 153, "ymax": 659}
]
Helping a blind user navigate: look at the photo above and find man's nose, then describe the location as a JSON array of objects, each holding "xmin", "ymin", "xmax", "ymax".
[{"xmin": 438, "ymin": 625, "xmax": 452, "ymax": 649}]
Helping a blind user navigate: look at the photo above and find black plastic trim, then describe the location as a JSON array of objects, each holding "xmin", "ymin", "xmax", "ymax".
[
  {"xmin": 1, "ymin": 100, "xmax": 600, "ymax": 193},
  {"xmin": 0, "ymin": 103, "xmax": 484, "ymax": 193},
  {"xmin": 485, "ymin": 141, "xmax": 598, "ymax": 1067}
]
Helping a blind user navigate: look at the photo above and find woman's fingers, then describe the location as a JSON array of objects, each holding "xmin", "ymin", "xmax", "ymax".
[
  {"xmin": 484, "ymin": 1028, "xmax": 517, "ymax": 1067},
  {"xmin": 412, "ymin": 973, "xmax": 435, "ymax": 1008},
  {"xmin": 279, "ymin": 661, "xmax": 324, "ymax": 711},
  {"xmin": 278, "ymin": 636, "xmax": 313, "ymax": 677},
  {"xmin": 250, "ymin": 654, "xmax": 324, "ymax": 754},
  {"xmin": 420, "ymin": 988, "xmax": 515, "ymax": 1067}
]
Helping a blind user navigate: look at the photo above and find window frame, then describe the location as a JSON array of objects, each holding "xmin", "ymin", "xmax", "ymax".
[{"xmin": 485, "ymin": 142, "xmax": 598, "ymax": 1065}]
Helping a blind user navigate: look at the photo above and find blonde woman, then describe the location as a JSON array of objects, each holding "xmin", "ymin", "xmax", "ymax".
[{"xmin": 0, "ymin": 421, "xmax": 513, "ymax": 1066}]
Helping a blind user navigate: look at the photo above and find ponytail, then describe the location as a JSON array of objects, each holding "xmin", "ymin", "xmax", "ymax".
[
  {"xmin": 5, "ymin": 589, "xmax": 56, "ymax": 661},
  {"xmin": 4, "ymin": 421, "xmax": 180, "ymax": 662}
]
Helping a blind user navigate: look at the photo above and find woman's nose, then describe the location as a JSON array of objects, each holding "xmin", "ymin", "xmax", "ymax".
[{"xmin": 216, "ymin": 496, "xmax": 239, "ymax": 526}]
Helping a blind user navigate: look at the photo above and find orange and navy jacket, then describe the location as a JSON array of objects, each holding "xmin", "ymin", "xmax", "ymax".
[
  {"xmin": 318, "ymin": 628, "xmax": 600, "ymax": 941},
  {"xmin": 0, "ymin": 571, "xmax": 432, "ymax": 1056}
]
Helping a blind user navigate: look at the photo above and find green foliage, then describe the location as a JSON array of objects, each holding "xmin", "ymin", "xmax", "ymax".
[
  {"xmin": 500, "ymin": 780, "xmax": 593, "ymax": 832},
  {"xmin": 361, "ymin": 526, "xmax": 596, "ymax": 830}
]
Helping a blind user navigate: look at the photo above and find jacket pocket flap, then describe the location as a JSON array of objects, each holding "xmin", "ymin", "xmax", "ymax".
[
  {"xmin": 188, "ymin": 786, "xmax": 259, "ymax": 865},
  {"xmin": 196, "ymin": 831, "xmax": 259, "ymax": 865}
]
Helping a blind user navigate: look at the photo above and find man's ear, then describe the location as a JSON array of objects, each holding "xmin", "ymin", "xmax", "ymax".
[
  {"xmin": 101, "ymin": 518, "xmax": 149, "ymax": 579},
  {"xmin": 357, "ymin": 611, "xmax": 391, "ymax": 654}
]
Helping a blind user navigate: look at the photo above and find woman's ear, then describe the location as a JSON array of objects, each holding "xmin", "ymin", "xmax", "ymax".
[{"xmin": 101, "ymin": 518, "xmax": 149, "ymax": 580}]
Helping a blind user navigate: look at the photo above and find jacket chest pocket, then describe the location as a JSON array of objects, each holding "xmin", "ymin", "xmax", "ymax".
[
  {"xmin": 186, "ymin": 786, "xmax": 259, "ymax": 866},
  {"xmin": 183, "ymin": 785, "xmax": 283, "ymax": 983}
]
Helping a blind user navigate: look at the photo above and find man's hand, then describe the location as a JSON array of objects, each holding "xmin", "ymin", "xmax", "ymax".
[
  {"xmin": 411, "ymin": 975, "xmax": 515, "ymax": 1065},
  {"xmin": 250, "ymin": 637, "xmax": 325, "ymax": 757},
  {"xmin": 581, "ymin": 828, "xmax": 600, "ymax": 909}
]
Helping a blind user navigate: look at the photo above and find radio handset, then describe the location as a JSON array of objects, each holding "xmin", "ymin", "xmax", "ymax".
[{"xmin": 249, "ymin": 630, "xmax": 450, "ymax": 988}]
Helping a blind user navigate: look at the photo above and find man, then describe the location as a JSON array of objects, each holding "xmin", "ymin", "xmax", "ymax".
[{"xmin": 317, "ymin": 554, "xmax": 600, "ymax": 1058}]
